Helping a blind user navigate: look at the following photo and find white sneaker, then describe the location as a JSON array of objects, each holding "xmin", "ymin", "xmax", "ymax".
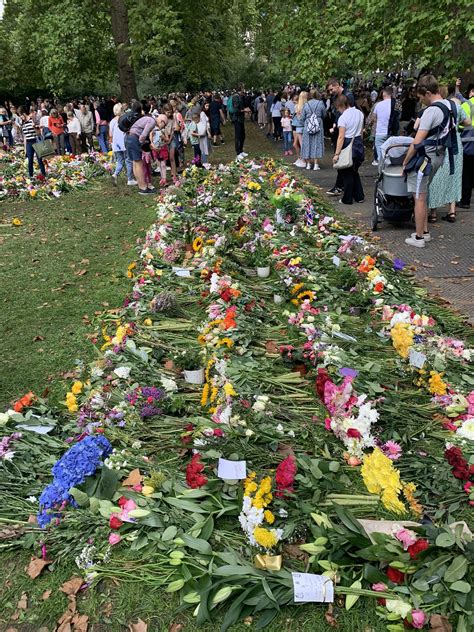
[
  {"xmin": 372, "ymin": 160, "xmax": 378, "ymax": 166},
  {"xmin": 410, "ymin": 232, "xmax": 432, "ymax": 242},
  {"xmin": 306, "ymin": 163, "xmax": 311, "ymax": 170},
  {"xmin": 127, "ymin": 179, "xmax": 138, "ymax": 186},
  {"xmin": 405, "ymin": 236, "xmax": 425, "ymax": 248},
  {"xmin": 240, "ymin": 152, "xmax": 248, "ymax": 157},
  {"xmin": 313, "ymin": 163, "xmax": 320, "ymax": 171},
  {"xmin": 294, "ymin": 159, "xmax": 306, "ymax": 168}
]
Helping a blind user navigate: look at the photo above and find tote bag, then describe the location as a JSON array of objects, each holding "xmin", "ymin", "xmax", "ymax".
[
  {"xmin": 32, "ymin": 138, "xmax": 55, "ymax": 159},
  {"xmin": 333, "ymin": 114, "xmax": 363, "ymax": 170}
]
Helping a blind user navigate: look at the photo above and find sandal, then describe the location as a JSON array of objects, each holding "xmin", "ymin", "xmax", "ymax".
[
  {"xmin": 428, "ymin": 214, "xmax": 437, "ymax": 223},
  {"xmin": 441, "ymin": 213, "xmax": 456, "ymax": 223}
]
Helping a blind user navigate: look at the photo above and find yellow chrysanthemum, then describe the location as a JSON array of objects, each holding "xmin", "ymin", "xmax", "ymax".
[
  {"xmin": 200, "ymin": 383, "xmax": 209, "ymax": 407},
  {"xmin": 71, "ymin": 381, "xmax": 83, "ymax": 395},
  {"xmin": 253, "ymin": 527, "xmax": 278, "ymax": 550},
  {"xmin": 264, "ymin": 510, "xmax": 275, "ymax": 524},
  {"xmin": 224, "ymin": 382, "xmax": 237, "ymax": 397},
  {"xmin": 361, "ymin": 448, "xmax": 406, "ymax": 515},
  {"xmin": 217, "ymin": 337, "xmax": 234, "ymax": 348},
  {"xmin": 291, "ymin": 283, "xmax": 305, "ymax": 295},
  {"xmin": 390, "ymin": 322, "xmax": 414, "ymax": 359},
  {"xmin": 428, "ymin": 371, "xmax": 447, "ymax": 396}
]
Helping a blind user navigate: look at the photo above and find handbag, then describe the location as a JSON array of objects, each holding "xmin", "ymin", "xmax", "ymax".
[
  {"xmin": 333, "ymin": 115, "xmax": 363, "ymax": 170},
  {"xmin": 32, "ymin": 138, "xmax": 55, "ymax": 159}
]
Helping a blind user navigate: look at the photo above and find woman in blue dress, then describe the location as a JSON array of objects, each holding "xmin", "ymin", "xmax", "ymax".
[{"xmin": 300, "ymin": 88, "xmax": 326, "ymax": 171}]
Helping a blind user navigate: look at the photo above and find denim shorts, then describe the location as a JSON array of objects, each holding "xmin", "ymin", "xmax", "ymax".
[{"xmin": 125, "ymin": 134, "xmax": 142, "ymax": 161}]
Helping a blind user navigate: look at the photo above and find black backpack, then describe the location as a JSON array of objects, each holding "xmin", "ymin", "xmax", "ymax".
[
  {"xmin": 118, "ymin": 111, "xmax": 141, "ymax": 133},
  {"xmin": 388, "ymin": 98, "xmax": 401, "ymax": 135}
]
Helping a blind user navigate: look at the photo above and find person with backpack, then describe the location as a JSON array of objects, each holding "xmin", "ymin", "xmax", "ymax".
[
  {"xmin": 402, "ymin": 75, "xmax": 458, "ymax": 248},
  {"xmin": 458, "ymin": 84, "xmax": 474, "ymax": 209},
  {"xmin": 300, "ymin": 88, "xmax": 326, "ymax": 171},
  {"xmin": 371, "ymin": 87, "xmax": 395, "ymax": 165},
  {"xmin": 123, "ymin": 102, "xmax": 156, "ymax": 195}
]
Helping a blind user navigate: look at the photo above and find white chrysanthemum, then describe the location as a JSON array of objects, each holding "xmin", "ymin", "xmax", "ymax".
[
  {"xmin": 114, "ymin": 366, "xmax": 131, "ymax": 379},
  {"xmin": 457, "ymin": 418, "xmax": 474, "ymax": 441}
]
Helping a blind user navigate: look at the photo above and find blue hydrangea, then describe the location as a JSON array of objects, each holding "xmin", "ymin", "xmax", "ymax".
[{"xmin": 37, "ymin": 435, "xmax": 112, "ymax": 528}]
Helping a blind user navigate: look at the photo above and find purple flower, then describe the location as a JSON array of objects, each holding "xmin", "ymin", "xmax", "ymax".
[
  {"xmin": 141, "ymin": 386, "xmax": 165, "ymax": 401},
  {"xmin": 381, "ymin": 440, "xmax": 402, "ymax": 461},
  {"xmin": 339, "ymin": 367, "xmax": 359, "ymax": 378},
  {"xmin": 140, "ymin": 405, "xmax": 162, "ymax": 418},
  {"xmin": 393, "ymin": 258, "xmax": 405, "ymax": 271}
]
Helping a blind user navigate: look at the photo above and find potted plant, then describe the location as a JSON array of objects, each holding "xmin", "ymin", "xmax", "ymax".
[
  {"xmin": 175, "ymin": 348, "xmax": 205, "ymax": 384},
  {"xmin": 252, "ymin": 244, "xmax": 272, "ymax": 278}
]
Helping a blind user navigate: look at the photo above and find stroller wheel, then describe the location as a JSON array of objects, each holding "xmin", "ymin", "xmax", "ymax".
[
  {"xmin": 371, "ymin": 211, "xmax": 378, "ymax": 231},
  {"xmin": 371, "ymin": 188, "xmax": 380, "ymax": 231}
]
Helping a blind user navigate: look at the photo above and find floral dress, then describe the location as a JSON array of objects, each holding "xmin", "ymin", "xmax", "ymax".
[
  {"xmin": 428, "ymin": 105, "xmax": 466, "ymax": 208},
  {"xmin": 300, "ymin": 99, "xmax": 326, "ymax": 160}
]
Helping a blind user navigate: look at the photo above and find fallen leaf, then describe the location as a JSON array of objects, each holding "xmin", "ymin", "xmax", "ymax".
[
  {"xmin": 430, "ymin": 614, "xmax": 452, "ymax": 631},
  {"xmin": 80, "ymin": 258, "xmax": 90, "ymax": 264},
  {"xmin": 103, "ymin": 602, "xmax": 113, "ymax": 617},
  {"xmin": 41, "ymin": 590, "xmax": 52, "ymax": 601},
  {"xmin": 72, "ymin": 613, "xmax": 89, "ymax": 631},
  {"xmin": 33, "ymin": 335, "xmax": 45, "ymax": 342},
  {"xmin": 74, "ymin": 269, "xmax": 88, "ymax": 276},
  {"xmin": 26, "ymin": 556, "xmax": 52, "ymax": 579},
  {"xmin": 325, "ymin": 603, "xmax": 338, "ymax": 627},
  {"xmin": 17, "ymin": 592, "xmax": 28, "ymax": 610},
  {"xmin": 0, "ymin": 525, "xmax": 25, "ymax": 540},
  {"xmin": 122, "ymin": 469, "xmax": 143, "ymax": 487},
  {"xmin": 168, "ymin": 624, "xmax": 183, "ymax": 632},
  {"xmin": 129, "ymin": 618, "xmax": 148, "ymax": 632},
  {"xmin": 60, "ymin": 576, "xmax": 83, "ymax": 596}
]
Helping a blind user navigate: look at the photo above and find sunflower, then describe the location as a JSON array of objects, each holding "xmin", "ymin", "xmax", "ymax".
[
  {"xmin": 192, "ymin": 237, "xmax": 203, "ymax": 252},
  {"xmin": 296, "ymin": 290, "xmax": 316, "ymax": 303},
  {"xmin": 291, "ymin": 282, "xmax": 305, "ymax": 295}
]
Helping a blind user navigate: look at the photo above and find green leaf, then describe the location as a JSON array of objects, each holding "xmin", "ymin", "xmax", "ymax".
[
  {"xmin": 435, "ymin": 532, "xmax": 456, "ymax": 547},
  {"xmin": 450, "ymin": 580, "xmax": 471, "ymax": 593},
  {"xmin": 69, "ymin": 487, "xmax": 90, "ymax": 507},
  {"xmin": 444, "ymin": 555, "xmax": 468, "ymax": 583},
  {"xmin": 162, "ymin": 525, "xmax": 178, "ymax": 541},
  {"xmin": 256, "ymin": 609, "xmax": 279, "ymax": 629},
  {"xmin": 345, "ymin": 580, "xmax": 362, "ymax": 610},
  {"xmin": 181, "ymin": 534, "xmax": 212, "ymax": 555},
  {"xmin": 165, "ymin": 497, "xmax": 207, "ymax": 513}
]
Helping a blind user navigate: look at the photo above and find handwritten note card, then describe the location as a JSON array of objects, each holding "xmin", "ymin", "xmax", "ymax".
[
  {"xmin": 217, "ymin": 458, "xmax": 247, "ymax": 480},
  {"xmin": 292, "ymin": 572, "xmax": 334, "ymax": 603}
]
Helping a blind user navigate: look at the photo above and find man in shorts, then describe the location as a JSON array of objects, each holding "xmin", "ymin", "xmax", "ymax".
[{"xmin": 403, "ymin": 75, "xmax": 454, "ymax": 248}]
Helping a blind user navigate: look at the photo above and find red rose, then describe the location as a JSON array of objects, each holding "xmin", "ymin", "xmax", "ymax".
[
  {"xmin": 275, "ymin": 455, "xmax": 297, "ymax": 498},
  {"xmin": 376, "ymin": 598, "xmax": 386, "ymax": 606},
  {"xmin": 386, "ymin": 567, "xmax": 405, "ymax": 584},
  {"xmin": 109, "ymin": 515, "xmax": 123, "ymax": 530},
  {"xmin": 181, "ymin": 423, "xmax": 195, "ymax": 445},
  {"xmin": 117, "ymin": 496, "xmax": 128, "ymax": 508},
  {"xmin": 315, "ymin": 368, "xmax": 330, "ymax": 401},
  {"xmin": 347, "ymin": 428, "xmax": 362, "ymax": 439},
  {"xmin": 407, "ymin": 539, "xmax": 429, "ymax": 559},
  {"xmin": 220, "ymin": 288, "xmax": 232, "ymax": 303}
]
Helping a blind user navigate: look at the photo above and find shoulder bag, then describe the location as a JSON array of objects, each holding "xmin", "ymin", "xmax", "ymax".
[{"xmin": 32, "ymin": 138, "xmax": 55, "ymax": 159}]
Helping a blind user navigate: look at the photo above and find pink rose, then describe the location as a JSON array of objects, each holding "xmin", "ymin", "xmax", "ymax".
[
  {"xmin": 324, "ymin": 417, "xmax": 332, "ymax": 430},
  {"xmin": 371, "ymin": 582, "xmax": 387, "ymax": 592},
  {"xmin": 109, "ymin": 533, "xmax": 121, "ymax": 545},
  {"xmin": 395, "ymin": 528, "xmax": 417, "ymax": 550},
  {"xmin": 411, "ymin": 609, "xmax": 427, "ymax": 629}
]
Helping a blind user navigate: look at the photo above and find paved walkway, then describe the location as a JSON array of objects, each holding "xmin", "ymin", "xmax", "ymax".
[{"xmin": 261, "ymin": 131, "xmax": 473, "ymax": 323}]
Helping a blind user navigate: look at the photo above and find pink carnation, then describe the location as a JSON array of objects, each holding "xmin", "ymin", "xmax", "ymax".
[
  {"xmin": 382, "ymin": 440, "xmax": 402, "ymax": 460},
  {"xmin": 109, "ymin": 533, "xmax": 121, "ymax": 545},
  {"xmin": 371, "ymin": 582, "xmax": 387, "ymax": 592}
]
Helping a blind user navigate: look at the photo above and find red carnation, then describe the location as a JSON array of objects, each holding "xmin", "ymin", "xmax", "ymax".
[
  {"xmin": 109, "ymin": 515, "xmax": 123, "ymax": 530},
  {"xmin": 315, "ymin": 368, "xmax": 330, "ymax": 401},
  {"xmin": 347, "ymin": 428, "xmax": 362, "ymax": 439},
  {"xmin": 275, "ymin": 455, "xmax": 297, "ymax": 498},
  {"xmin": 386, "ymin": 567, "xmax": 405, "ymax": 584},
  {"xmin": 181, "ymin": 423, "xmax": 195, "ymax": 445},
  {"xmin": 185, "ymin": 454, "xmax": 208, "ymax": 489},
  {"xmin": 407, "ymin": 539, "xmax": 429, "ymax": 559}
]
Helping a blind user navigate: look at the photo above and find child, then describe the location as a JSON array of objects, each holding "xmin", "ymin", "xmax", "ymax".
[
  {"xmin": 187, "ymin": 112, "xmax": 201, "ymax": 164},
  {"xmin": 281, "ymin": 109, "xmax": 293, "ymax": 156},
  {"xmin": 150, "ymin": 114, "xmax": 170, "ymax": 187}
]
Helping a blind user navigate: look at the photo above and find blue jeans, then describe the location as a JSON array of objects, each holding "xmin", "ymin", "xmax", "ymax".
[
  {"xmin": 375, "ymin": 134, "xmax": 389, "ymax": 162},
  {"xmin": 283, "ymin": 131, "xmax": 293, "ymax": 151},
  {"xmin": 25, "ymin": 140, "xmax": 46, "ymax": 177},
  {"xmin": 114, "ymin": 150, "xmax": 133, "ymax": 180},
  {"xmin": 98, "ymin": 124, "xmax": 109, "ymax": 153}
]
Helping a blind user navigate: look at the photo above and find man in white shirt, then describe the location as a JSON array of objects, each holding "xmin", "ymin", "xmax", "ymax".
[{"xmin": 372, "ymin": 87, "xmax": 393, "ymax": 164}]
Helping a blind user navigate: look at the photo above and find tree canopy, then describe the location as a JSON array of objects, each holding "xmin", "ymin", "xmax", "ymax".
[{"xmin": 0, "ymin": 0, "xmax": 472, "ymax": 99}]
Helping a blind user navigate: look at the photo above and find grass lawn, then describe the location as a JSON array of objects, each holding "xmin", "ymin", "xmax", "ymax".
[{"xmin": 0, "ymin": 125, "xmax": 388, "ymax": 631}]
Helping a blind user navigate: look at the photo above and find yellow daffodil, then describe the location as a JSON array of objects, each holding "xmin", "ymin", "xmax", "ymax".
[{"xmin": 71, "ymin": 381, "xmax": 83, "ymax": 395}]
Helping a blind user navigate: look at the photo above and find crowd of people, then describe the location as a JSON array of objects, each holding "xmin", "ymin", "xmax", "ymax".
[{"xmin": 1, "ymin": 75, "xmax": 472, "ymax": 242}]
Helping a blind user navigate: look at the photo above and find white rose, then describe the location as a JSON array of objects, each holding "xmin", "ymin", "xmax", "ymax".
[{"xmin": 114, "ymin": 366, "xmax": 131, "ymax": 379}]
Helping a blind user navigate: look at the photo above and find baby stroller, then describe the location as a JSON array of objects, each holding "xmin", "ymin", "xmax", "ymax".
[{"xmin": 371, "ymin": 136, "xmax": 414, "ymax": 231}]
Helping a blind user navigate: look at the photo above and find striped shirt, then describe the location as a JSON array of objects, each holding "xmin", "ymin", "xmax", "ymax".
[{"xmin": 22, "ymin": 119, "xmax": 38, "ymax": 141}]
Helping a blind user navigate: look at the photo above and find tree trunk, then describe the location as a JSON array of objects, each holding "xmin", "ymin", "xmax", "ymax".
[{"xmin": 108, "ymin": 0, "xmax": 138, "ymax": 102}]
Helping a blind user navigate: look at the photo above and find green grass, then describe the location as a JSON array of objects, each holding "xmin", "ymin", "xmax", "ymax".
[{"xmin": 0, "ymin": 127, "xmax": 387, "ymax": 631}]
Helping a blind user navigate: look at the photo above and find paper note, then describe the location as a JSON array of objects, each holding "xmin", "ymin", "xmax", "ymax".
[
  {"xmin": 332, "ymin": 255, "xmax": 341, "ymax": 267},
  {"xmin": 217, "ymin": 458, "xmax": 247, "ymax": 480},
  {"xmin": 333, "ymin": 331, "xmax": 357, "ymax": 343},
  {"xmin": 292, "ymin": 572, "xmax": 334, "ymax": 603},
  {"xmin": 172, "ymin": 267, "xmax": 192, "ymax": 278},
  {"xmin": 409, "ymin": 349, "xmax": 426, "ymax": 369},
  {"xmin": 16, "ymin": 424, "xmax": 54, "ymax": 435}
]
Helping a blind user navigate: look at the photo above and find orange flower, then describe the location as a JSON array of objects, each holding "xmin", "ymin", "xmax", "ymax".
[
  {"xmin": 222, "ymin": 306, "xmax": 237, "ymax": 330},
  {"xmin": 358, "ymin": 256, "xmax": 376, "ymax": 273},
  {"xmin": 229, "ymin": 288, "xmax": 241, "ymax": 298},
  {"xmin": 373, "ymin": 282, "xmax": 384, "ymax": 293},
  {"xmin": 13, "ymin": 391, "xmax": 35, "ymax": 413}
]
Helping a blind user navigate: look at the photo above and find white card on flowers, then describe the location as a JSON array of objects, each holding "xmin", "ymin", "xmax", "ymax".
[
  {"xmin": 217, "ymin": 458, "xmax": 247, "ymax": 480},
  {"xmin": 172, "ymin": 267, "xmax": 192, "ymax": 278},
  {"xmin": 332, "ymin": 255, "xmax": 341, "ymax": 267},
  {"xmin": 408, "ymin": 349, "xmax": 426, "ymax": 369},
  {"xmin": 292, "ymin": 572, "xmax": 334, "ymax": 603}
]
